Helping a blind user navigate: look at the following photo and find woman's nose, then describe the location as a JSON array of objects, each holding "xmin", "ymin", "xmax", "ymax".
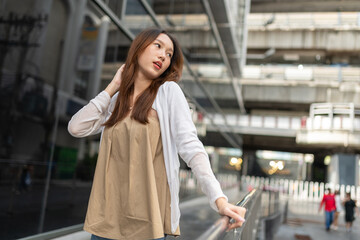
[
  {"xmin": 158, "ymin": 50, "xmax": 166, "ymax": 61},
  {"xmin": 158, "ymin": 55, "xmax": 165, "ymax": 61}
]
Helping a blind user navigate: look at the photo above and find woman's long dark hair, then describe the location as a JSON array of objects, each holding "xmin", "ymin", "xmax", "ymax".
[{"xmin": 104, "ymin": 28, "xmax": 184, "ymax": 126}]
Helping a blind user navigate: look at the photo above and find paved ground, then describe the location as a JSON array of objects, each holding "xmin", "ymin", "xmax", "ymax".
[{"xmin": 274, "ymin": 199, "xmax": 360, "ymax": 240}]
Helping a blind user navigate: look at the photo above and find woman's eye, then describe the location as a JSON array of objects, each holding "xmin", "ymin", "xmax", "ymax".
[
  {"xmin": 167, "ymin": 53, "xmax": 172, "ymax": 58},
  {"xmin": 155, "ymin": 43, "xmax": 160, "ymax": 48}
]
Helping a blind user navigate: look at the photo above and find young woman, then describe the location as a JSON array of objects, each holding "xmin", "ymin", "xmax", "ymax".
[
  {"xmin": 343, "ymin": 192, "xmax": 359, "ymax": 232},
  {"xmin": 331, "ymin": 190, "xmax": 341, "ymax": 230},
  {"xmin": 68, "ymin": 28, "xmax": 246, "ymax": 240}
]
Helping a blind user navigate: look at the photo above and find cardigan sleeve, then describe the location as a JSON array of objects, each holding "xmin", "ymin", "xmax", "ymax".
[
  {"xmin": 167, "ymin": 82, "xmax": 228, "ymax": 211},
  {"xmin": 68, "ymin": 91, "xmax": 112, "ymax": 138}
]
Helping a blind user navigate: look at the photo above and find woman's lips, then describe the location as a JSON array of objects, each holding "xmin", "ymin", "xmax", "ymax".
[{"xmin": 153, "ymin": 61, "xmax": 162, "ymax": 70}]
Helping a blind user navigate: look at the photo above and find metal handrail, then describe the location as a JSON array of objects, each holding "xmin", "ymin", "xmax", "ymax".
[
  {"xmin": 196, "ymin": 189, "xmax": 260, "ymax": 240},
  {"xmin": 234, "ymin": 189, "xmax": 257, "ymax": 208}
]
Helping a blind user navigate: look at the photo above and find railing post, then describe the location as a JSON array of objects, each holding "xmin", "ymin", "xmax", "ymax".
[
  {"xmin": 340, "ymin": 184, "xmax": 345, "ymax": 198},
  {"xmin": 346, "ymin": 185, "xmax": 351, "ymax": 194},
  {"xmin": 319, "ymin": 182, "xmax": 324, "ymax": 200},
  {"xmin": 304, "ymin": 181, "xmax": 309, "ymax": 201},
  {"xmin": 314, "ymin": 182, "xmax": 319, "ymax": 200},
  {"xmin": 294, "ymin": 180, "xmax": 299, "ymax": 200},
  {"xmin": 289, "ymin": 180, "xmax": 293, "ymax": 198},
  {"xmin": 351, "ymin": 186, "xmax": 356, "ymax": 198},
  {"xmin": 309, "ymin": 181, "xmax": 314, "ymax": 201},
  {"xmin": 284, "ymin": 179, "xmax": 289, "ymax": 196}
]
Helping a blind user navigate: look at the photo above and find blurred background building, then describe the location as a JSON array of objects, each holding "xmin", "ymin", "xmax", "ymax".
[{"xmin": 1, "ymin": 0, "xmax": 360, "ymax": 239}]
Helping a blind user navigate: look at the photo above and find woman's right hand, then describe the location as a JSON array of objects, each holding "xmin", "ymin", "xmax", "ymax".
[{"xmin": 105, "ymin": 64, "xmax": 125, "ymax": 97}]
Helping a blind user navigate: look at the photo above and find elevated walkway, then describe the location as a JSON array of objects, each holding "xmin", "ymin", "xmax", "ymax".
[
  {"xmin": 276, "ymin": 200, "xmax": 360, "ymax": 240},
  {"xmin": 22, "ymin": 186, "xmax": 360, "ymax": 240}
]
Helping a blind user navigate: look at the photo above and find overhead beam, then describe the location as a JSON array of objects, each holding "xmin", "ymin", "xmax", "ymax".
[
  {"xmin": 202, "ymin": 0, "xmax": 247, "ymax": 114},
  {"xmin": 251, "ymin": 0, "xmax": 360, "ymax": 13},
  {"xmin": 142, "ymin": 0, "xmax": 360, "ymax": 14},
  {"xmin": 90, "ymin": 0, "xmax": 135, "ymax": 39},
  {"xmin": 152, "ymin": 0, "xmax": 203, "ymax": 14}
]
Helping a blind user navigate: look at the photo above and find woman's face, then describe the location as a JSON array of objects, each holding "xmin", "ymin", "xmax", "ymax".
[{"xmin": 137, "ymin": 33, "xmax": 174, "ymax": 80}]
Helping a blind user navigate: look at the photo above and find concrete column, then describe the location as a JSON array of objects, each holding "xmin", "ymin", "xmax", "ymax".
[
  {"xmin": 306, "ymin": 162, "xmax": 312, "ymax": 181},
  {"xmin": 58, "ymin": 0, "xmax": 87, "ymax": 94},
  {"xmin": 114, "ymin": 0, "xmax": 127, "ymax": 20},
  {"xmin": 242, "ymin": 150, "xmax": 256, "ymax": 176},
  {"xmin": 338, "ymin": 154, "xmax": 357, "ymax": 186},
  {"xmin": 87, "ymin": 16, "xmax": 110, "ymax": 99},
  {"xmin": 301, "ymin": 158, "xmax": 307, "ymax": 181},
  {"xmin": 328, "ymin": 153, "xmax": 357, "ymax": 186},
  {"xmin": 297, "ymin": 156, "xmax": 304, "ymax": 180},
  {"xmin": 241, "ymin": 152, "xmax": 248, "ymax": 176},
  {"xmin": 328, "ymin": 154, "xmax": 339, "ymax": 184}
]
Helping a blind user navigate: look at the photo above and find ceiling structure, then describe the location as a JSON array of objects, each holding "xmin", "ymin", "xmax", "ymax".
[
  {"xmin": 151, "ymin": 0, "xmax": 360, "ymax": 14},
  {"xmin": 94, "ymin": 0, "xmax": 360, "ymax": 155},
  {"xmin": 250, "ymin": 0, "xmax": 360, "ymax": 13}
]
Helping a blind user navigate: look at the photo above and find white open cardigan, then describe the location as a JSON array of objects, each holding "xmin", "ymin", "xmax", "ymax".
[{"xmin": 68, "ymin": 81, "xmax": 227, "ymax": 233}]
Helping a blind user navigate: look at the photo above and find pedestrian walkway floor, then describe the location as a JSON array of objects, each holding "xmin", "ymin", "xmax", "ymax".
[
  {"xmin": 37, "ymin": 190, "xmax": 360, "ymax": 240},
  {"xmin": 274, "ymin": 200, "xmax": 360, "ymax": 240}
]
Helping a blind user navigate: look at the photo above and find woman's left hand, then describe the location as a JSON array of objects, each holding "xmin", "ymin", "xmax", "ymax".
[{"xmin": 216, "ymin": 197, "xmax": 246, "ymax": 230}]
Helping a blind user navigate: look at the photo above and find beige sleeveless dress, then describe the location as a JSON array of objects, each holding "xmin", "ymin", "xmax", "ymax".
[{"xmin": 83, "ymin": 114, "xmax": 180, "ymax": 239}]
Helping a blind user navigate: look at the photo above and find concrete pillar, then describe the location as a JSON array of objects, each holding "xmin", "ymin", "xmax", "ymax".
[
  {"xmin": 87, "ymin": 16, "xmax": 110, "ymax": 99},
  {"xmin": 338, "ymin": 154, "xmax": 357, "ymax": 186},
  {"xmin": 58, "ymin": 0, "xmax": 87, "ymax": 94},
  {"xmin": 356, "ymin": 155, "xmax": 360, "ymax": 186},
  {"xmin": 328, "ymin": 153, "xmax": 357, "ymax": 186},
  {"xmin": 306, "ymin": 161, "xmax": 312, "ymax": 181},
  {"xmin": 328, "ymin": 154, "xmax": 339, "ymax": 184},
  {"xmin": 241, "ymin": 152, "xmax": 248, "ymax": 176},
  {"xmin": 296, "ymin": 155, "xmax": 305, "ymax": 181},
  {"xmin": 242, "ymin": 150, "xmax": 256, "ymax": 176}
]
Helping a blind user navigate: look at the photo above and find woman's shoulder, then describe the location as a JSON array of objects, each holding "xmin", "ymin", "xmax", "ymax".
[
  {"xmin": 160, "ymin": 81, "xmax": 181, "ymax": 91},
  {"xmin": 157, "ymin": 81, "xmax": 183, "ymax": 98}
]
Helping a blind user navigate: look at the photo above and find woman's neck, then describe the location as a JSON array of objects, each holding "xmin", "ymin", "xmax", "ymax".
[{"xmin": 132, "ymin": 73, "xmax": 151, "ymax": 104}]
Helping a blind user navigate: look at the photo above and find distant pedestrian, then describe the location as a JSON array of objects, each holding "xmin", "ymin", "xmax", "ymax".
[
  {"xmin": 331, "ymin": 190, "xmax": 342, "ymax": 230},
  {"xmin": 17, "ymin": 164, "xmax": 33, "ymax": 194},
  {"xmin": 343, "ymin": 192, "xmax": 359, "ymax": 232},
  {"xmin": 319, "ymin": 188, "xmax": 336, "ymax": 231}
]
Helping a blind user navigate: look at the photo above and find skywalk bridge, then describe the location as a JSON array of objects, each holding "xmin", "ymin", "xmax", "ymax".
[{"xmin": 197, "ymin": 103, "xmax": 360, "ymax": 154}]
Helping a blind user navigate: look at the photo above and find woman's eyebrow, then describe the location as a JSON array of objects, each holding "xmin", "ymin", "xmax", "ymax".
[{"xmin": 155, "ymin": 39, "xmax": 173, "ymax": 52}]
